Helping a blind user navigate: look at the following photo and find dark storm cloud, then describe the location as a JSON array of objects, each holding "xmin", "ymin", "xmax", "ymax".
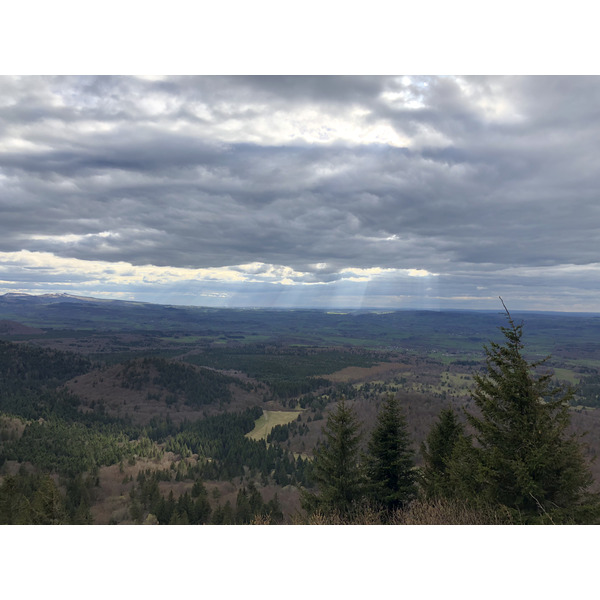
[
  {"xmin": 0, "ymin": 142, "xmax": 461, "ymax": 269},
  {"xmin": 2, "ymin": 75, "xmax": 600, "ymax": 309}
]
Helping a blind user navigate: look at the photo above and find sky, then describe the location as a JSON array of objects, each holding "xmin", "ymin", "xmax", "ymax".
[{"xmin": 2, "ymin": 74, "xmax": 600, "ymax": 312}]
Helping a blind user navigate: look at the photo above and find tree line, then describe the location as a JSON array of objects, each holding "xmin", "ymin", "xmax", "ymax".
[
  {"xmin": 302, "ymin": 307, "xmax": 600, "ymax": 524},
  {"xmin": 126, "ymin": 472, "xmax": 283, "ymax": 525},
  {"xmin": 184, "ymin": 346, "xmax": 378, "ymax": 399},
  {"xmin": 0, "ymin": 467, "xmax": 95, "ymax": 525}
]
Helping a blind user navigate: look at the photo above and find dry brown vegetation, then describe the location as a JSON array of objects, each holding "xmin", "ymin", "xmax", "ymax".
[
  {"xmin": 26, "ymin": 332, "xmax": 161, "ymax": 354},
  {"xmin": 323, "ymin": 361, "xmax": 412, "ymax": 383},
  {"xmin": 0, "ymin": 414, "xmax": 27, "ymax": 443},
  {"xmin": 0, "ymin": 320, "xmax": 44, "ymax": 335},
  {"xmin": 90, "ymin": 451, "xmax": 302, "ymax": 524},
  {"xmin": 295, "ymin": 498, "xmax": 513, "ymax": 525}
]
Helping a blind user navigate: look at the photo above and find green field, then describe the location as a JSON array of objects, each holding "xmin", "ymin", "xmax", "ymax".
[
  {"xmin": 245, "ymin": 409, "xmax": 303, "ymax": 441},
  {"xmin": 159, "ymin": 335, "xmax": 210, "ymax": 344},
  {"xmin": 552, "ymin": 368, "xmax": 581, "ymax": 384}
]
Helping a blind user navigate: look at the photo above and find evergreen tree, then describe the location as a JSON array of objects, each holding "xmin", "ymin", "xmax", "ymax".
[
  {"xmin": 364, "ymin": 394, "xmax": 416, "ymax": 512},
  {"xmin": 420, "ymin": 407, "xmax": 467, "ymax": 499},
  {"xmin": 0, "ymin": 475, "xmax": 32, "ymax": 524},
  {"xmin": 210, "ymin": 503, "xmax": 225, "ymax": 525},
  {"xmin": 464, "ymin": 301, "xmax": 600, "ymax": 523},
  {"xmin": 30, "ymin": 475, "xmax": 67, "ymax": 525},
  {"xmin": 129, "ymin": 497, "xmax": 144, "ymax": 524},
  {"xmin": 192, "ymin": 494, "xmax": 211, "ymax": 524},
  {"xmin": 221, "ymin": 500, "xmax": 235, "ymax": 524},
  {"xmin": 71, "ymin": 498, "xmax": 93, "ymax": 524},
  {"xmin": 235, "ymin": 487, "xmax": 253, "ymax": 524},
  {"xmin": 265, "ymin": 493, "xmax": 284, "ymax": 524},
  {"xmin": 302, "ymin": 397, "xmax": 363, "ymax": 517}
]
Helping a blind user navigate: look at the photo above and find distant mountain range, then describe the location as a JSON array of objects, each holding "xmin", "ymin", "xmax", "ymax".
[
  {"xmin": 2, "ymin": 292, "xmax": 600, "ymax": 359},
  {"xmin": 0, "ymin": 293, "xmax": 129, "ymax": 305},
  {"xmin": 0, "ymin": 293, "xmax": 168, "ymax": 332}
]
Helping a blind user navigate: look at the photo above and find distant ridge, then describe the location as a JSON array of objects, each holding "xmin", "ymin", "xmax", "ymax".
[
  {"xmin": 0, "ymin": 292, "xmax": 598, "ymax": 317},
  {"xmin": 0, "ymin": 292, "xmax": 108, "ymax": 304},
  {"xmin": 0, "ymin": 292, "xmax": 143, "ymax": 306},
  {"xmin": 0, "ymin": 320, "xmax": 44, "ymax": 335}
]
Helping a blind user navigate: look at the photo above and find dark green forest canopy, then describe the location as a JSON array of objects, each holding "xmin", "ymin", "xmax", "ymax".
[
  {"xmin": 184, "ymin": 346, "xmax": 379, "ymax": 398},
  {"xmin": 117, "ymin": 357, "xmax": 245, "ymax": 406},
  {"xmin": 184, "ymin": 345, "xmax": 379, "ymax": 376},
  {"xmin": 0, "ymin": 339, "xmax": 91, "ymax": 392}
]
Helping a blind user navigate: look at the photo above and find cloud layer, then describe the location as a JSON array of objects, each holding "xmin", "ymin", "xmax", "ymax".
[{"xmin": 1, "ymin": 76, "xmax": 600, "ymax": 310}]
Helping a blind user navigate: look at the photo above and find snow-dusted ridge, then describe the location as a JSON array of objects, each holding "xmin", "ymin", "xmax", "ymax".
[{"xmin": 0, "ymin": 292, "xmax": 125, "ymax": 304}]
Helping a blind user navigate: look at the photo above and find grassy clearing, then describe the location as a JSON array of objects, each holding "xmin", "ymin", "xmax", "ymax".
[
  {"xmin": 0, "ymin": 413, "xmax": 27, "ymax": 442},
  {"xmin": 564, "ymin": 358, "xmax": 600, "ymax": 370},
  {"xmin": 246, "ymin": 410, "xmax": 303, "ymax": 441},
  {"xmin": 237, "ymin": 334, "xmax": 271, "ymax": 343},
  {"xmin": 443, "ymin": 372, "xmax": 473, "ymax": 388},
  {"xmin": 552, "ymin": 368, "xmax": 581, "ymax": 384},
  {"xmin": 324, "ymin": 362, "xmax": 411, "ymax": 383},
  {"xmin": 426, "ymin": 353, "xmax": 454, "ymax": 365},
  {"xmin": 159, "ymin": 335, "xmax": 208, "ymax": 344},
  {"xmin": 424, "ymin": 371, "xmax": 474, "ymax": 398},
  {"xmin": 429, "ymin": 352, "xmax": 482, "ymax": 365}
]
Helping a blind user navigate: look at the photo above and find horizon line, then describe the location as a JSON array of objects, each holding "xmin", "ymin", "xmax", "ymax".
[{"xmin": 1, "ymin": 291, "xmax": 599, "ymax": 316}]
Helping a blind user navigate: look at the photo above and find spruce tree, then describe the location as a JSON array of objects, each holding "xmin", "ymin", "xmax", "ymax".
[
  {"xmin": 364, "ymin": 394, "xmax": 416, "ymax": 512},
  {"xmin": 420, "ymin": 407, "xmax": 466, "ymax": 500},
  {"xmin": 464, "ymin": 301, "xmax": 600, "ymax": 523},
  {"xmin": 31, "ymin": 475, "xmax": 67, "ymax": 525},
  {"xmin": 302, "ymin": 397, "xmax": 363, "ymax": 517}
]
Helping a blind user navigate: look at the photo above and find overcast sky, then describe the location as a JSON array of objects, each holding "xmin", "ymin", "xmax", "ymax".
[{"xmin": 1, "ymin": 75, "xmax": 600, "ymax": 311}]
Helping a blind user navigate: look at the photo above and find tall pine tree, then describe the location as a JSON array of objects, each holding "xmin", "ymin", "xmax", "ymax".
[
  {"xmin": 420, "ymin": 407, "xmax": 466, "ymax": 500},
  {"xmin": 364, "ymin": 394, "xmax": 416, "ymax": 512},
  {"xmin": 302, "ymin": 397, "xmax": 363, "ymax": 517},
  {"xmin": 464, "ymin": 300, "xmax": 600, "ymax": 523}
]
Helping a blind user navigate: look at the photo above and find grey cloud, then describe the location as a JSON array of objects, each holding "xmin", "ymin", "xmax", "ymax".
[{"xmin": 2, "ymin": 76, "xmax": 600, "ymax": 309}]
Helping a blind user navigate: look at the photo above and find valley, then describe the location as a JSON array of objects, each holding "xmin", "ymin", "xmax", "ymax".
[{"xmin": 2, "ymin": 293, "xmax": 600, "ymax": 524}]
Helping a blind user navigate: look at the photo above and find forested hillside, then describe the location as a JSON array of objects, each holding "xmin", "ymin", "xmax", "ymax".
[{"xmin": 2, "ymin": 300, "xmax": 600, "ymax": 524}]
